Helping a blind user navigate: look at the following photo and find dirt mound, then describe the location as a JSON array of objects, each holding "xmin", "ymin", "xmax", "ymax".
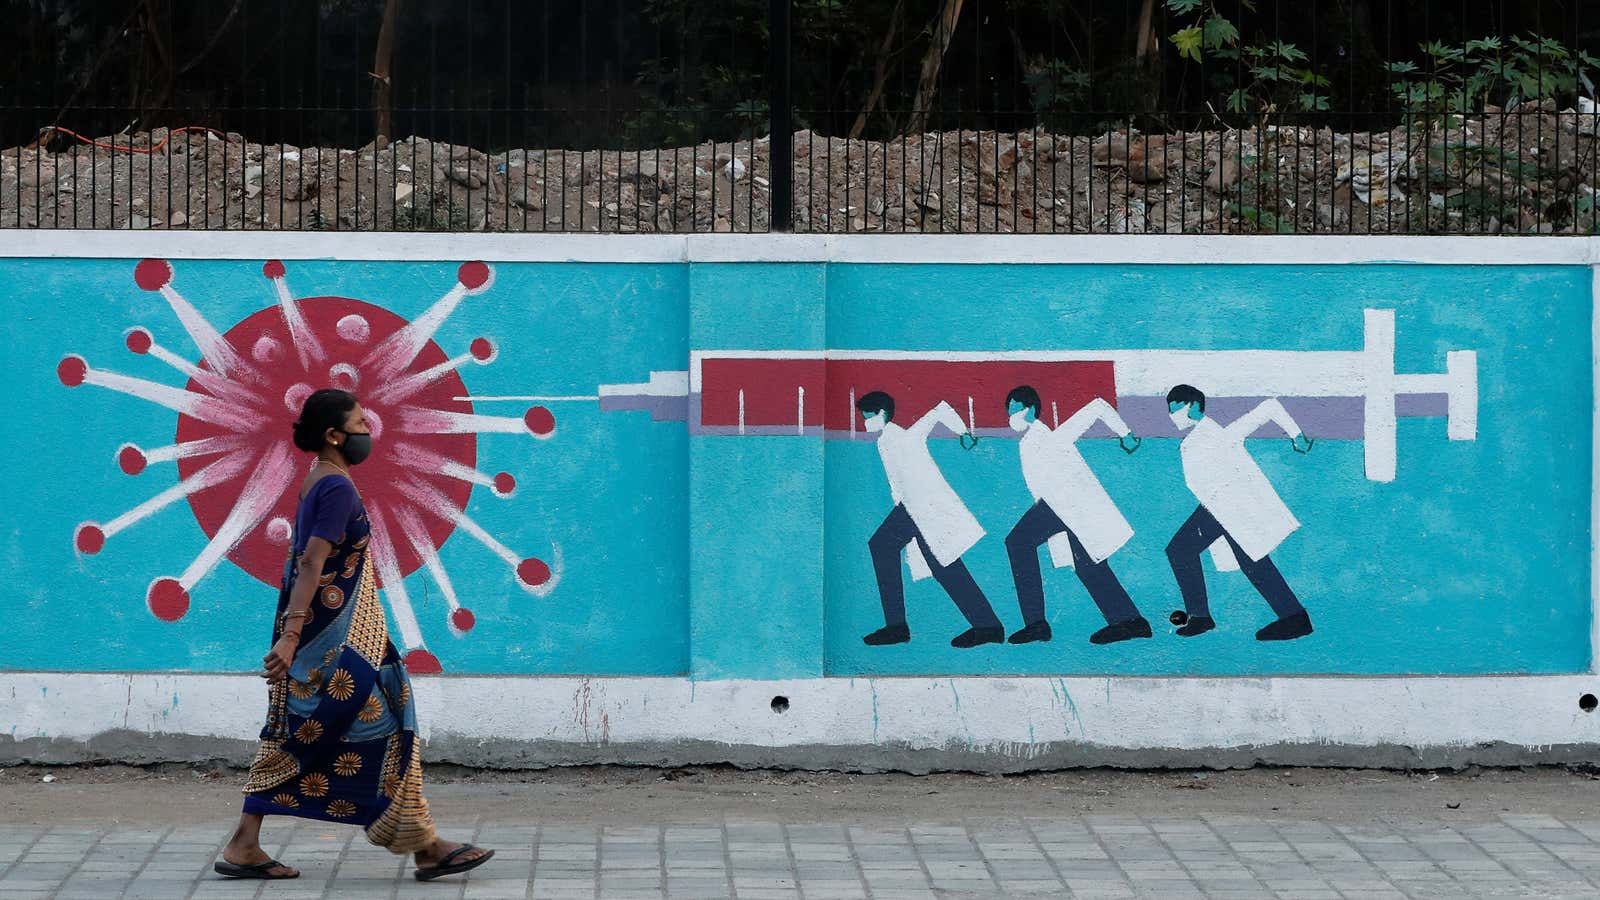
[{"xmin": 4, "ymin": 107, "xmax": 1596, "ymax": 234}]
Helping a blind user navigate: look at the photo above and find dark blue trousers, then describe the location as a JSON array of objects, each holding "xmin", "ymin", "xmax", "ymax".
[
  {"xmin": 1005, "ymin": 500, "xmax": 1141, "ymax": 627},
  {"xmin": 868, "ymin": 504, "xmax": 1002, "ymax": 630},
  {"xmin": 1165, "ymin": 504, "xmax": 1305, "ymax": 620}
]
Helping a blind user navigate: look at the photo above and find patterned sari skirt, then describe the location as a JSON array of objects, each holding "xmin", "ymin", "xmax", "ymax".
[{"xmin": 241, "ymin": 554, "xmax": 436, "ymax": 853}]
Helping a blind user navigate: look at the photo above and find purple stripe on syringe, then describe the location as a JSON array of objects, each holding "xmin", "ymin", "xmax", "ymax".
[
  {"xmin": 601, "ymin": 391, "xmax": 1452, "ymax": 439},
  {"xmin": 599, "ymin": 394, "xmax": 689, "ymax": 422}
]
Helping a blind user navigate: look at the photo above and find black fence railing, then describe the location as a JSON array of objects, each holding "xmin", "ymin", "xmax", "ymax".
[
  {"xmin": 1, "ymin": 1, "xmax": 1596, "ymax": 235},
  {"xmin": 5, "ymin": 107, "xmax": 1597, "ymax": 235}
]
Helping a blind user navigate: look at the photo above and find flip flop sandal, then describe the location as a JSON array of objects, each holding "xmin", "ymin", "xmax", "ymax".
[
  {"xmin": 414, "ymin": 844, "xmax": 495, "ymax": 881},
  {"xmin": 214, "ymin": 859, "xmax": 298, "ymax": 879}
]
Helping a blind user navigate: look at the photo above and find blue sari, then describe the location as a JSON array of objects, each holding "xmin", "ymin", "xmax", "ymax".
[{"xmin": 241, "ymin": 474, "xmax": 436, "ymax": 853}]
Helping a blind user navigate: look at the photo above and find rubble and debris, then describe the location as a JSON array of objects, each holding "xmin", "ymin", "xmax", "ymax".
[{"xmin": 3, "ymin": 112, "xmax": 1596, "ymax": 234}]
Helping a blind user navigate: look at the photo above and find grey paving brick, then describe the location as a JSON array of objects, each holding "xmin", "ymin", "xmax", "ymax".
[{"xmin": 7, "ymin": 807, "xmax": 1600, "ymax": 898}]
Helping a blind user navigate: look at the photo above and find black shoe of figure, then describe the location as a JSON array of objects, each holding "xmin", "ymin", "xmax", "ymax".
[
  {"xmin": 1255, "ymin": 611, "xmax": 1313, "ymax": 641},
  {"xmin": 950, "ymin": 626, "xmax": 1005, "ymax": 649},
  {"xmin": 1008, "ymin": 621, "xmax": 1053, "ymax": 644},
  {"xmin": 1090, "ymin": 617, "xmax": 1153, "ymax": 645},
  {"xmin": 1174, "ymin": 615, "xmax": 1216, "ymax": 637},
  {"xmin": 863, "ymin": 623, "xmax": 910, "ymax": 646}
]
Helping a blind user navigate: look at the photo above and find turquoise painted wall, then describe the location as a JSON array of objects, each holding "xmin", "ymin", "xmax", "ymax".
[{"xmin": 0, "ymin": 257, "xmax": 1589, "ymax": 677}]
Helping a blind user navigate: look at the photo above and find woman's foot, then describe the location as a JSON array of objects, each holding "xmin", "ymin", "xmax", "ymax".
[
  {"xmin": 414, "ymin": 839, "xmax": 494, "ymax": 881},
  {"xmin": 218, "ymin": 841, "xmax": 298, "ymax": 879}
]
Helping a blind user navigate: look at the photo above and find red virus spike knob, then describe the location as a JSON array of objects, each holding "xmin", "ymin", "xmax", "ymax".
[
  {"xmin": 134, "ymin": 259, "xmax": 173, "ymax": 291},
  {"xmin": 402, "ymin": 648, "xmax": 443, "ymax": 675},
  {"xmin": 524, "ymin": 406, "xmax": 555, "ymax": 437},
  {"xmin": 74, "ymin": 523, "xmax": 106, "ymax": 554},
  {"xmin": 147, "ymin": 577, "xmax": 191, "ymax": 621},
  {"xmin": 118, "ymin": 445, "xmax": 148, "ymax": 475},
  {"xmin": 57, "ymin": 355, "xmax": 88, "ymax": 387},
  {"xmin": 517, "ymin": 557, "xmax": 551, "ymax": 587}
]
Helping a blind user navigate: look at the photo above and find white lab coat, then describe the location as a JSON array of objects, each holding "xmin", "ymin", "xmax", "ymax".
[
  {"xmin": 875, "ymin": 402, "xmax": 985, "ymax": 581},
  {"xmin": 1178, "ymin": 400, "xmax": 1302, "ymax": 571},
  {"xmin": 1019, "ymin": 399, "xmax": 1135, "ymax": 568}
]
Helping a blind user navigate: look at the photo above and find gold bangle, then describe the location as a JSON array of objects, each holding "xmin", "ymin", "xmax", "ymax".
[{"xmin": 282, "ymin": 610, "xmax": 311, "ymax": 621}]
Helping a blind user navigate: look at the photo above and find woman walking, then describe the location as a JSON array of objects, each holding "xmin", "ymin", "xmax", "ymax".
[{"xmin": 215, "ymin": 389, "xmax": 493, "ymax": 882}]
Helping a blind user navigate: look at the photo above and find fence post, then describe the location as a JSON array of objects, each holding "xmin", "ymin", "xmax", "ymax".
[{"xmin": 768, "ymin": 0, "xmax": 793, "ymax": 232}]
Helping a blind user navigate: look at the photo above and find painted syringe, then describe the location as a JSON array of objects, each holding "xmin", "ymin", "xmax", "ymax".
[{"xmin": 589, "ymin": 309, "xmax": 1476, "ymax": 483}]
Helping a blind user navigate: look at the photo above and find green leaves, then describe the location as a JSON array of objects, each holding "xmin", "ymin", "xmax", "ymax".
[
  {"xmin": 1390, "ymin": 33, "xmax": 1598, "ymax": 113},
  {"xmin": 1202, "ymin": 17, "xmax": 1239, "ymax": 50},
  {"xmin": 1171, "ymin": 26, "xmax": 1205, "ymax": 63},
  {"xmin": 1299, "ymin": 92, "xmax": 1330, "ymax": 112},
  {"xmin": 1163, "ymin": 2, "xmax": 1326, "ymax": 116}
]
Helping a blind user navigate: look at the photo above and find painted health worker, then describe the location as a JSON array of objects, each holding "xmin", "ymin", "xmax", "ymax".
[
  {"xmin": 858, "ymin": 391, "xmax": 1007, "ymax": 648},
  {"xmin": 215, "ymin": 389, "xmax": 493, "ymax": 882},
  {"xmin": 1163, "ymin": 384, "xmax": 1315, "ymax": 641}
]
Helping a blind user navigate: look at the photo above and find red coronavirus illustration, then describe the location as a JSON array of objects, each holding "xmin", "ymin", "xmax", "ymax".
[{"xmin": 59, "ymin": 259, "xmax": 558, "ymax": 674}]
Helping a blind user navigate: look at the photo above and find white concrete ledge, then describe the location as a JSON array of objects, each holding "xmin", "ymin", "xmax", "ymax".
[
  {"xmin": 1, "ymin": 231, "xmax": 1597, "ymax": 265},
  {"xmin": 5, "ymin": 672, "xmax": 1599, "ymax": 771}
]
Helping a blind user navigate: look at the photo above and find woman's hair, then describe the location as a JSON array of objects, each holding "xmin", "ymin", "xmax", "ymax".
[{"xmin": 292, "ymin": 389, "xmax": 358, "ymax": 452}]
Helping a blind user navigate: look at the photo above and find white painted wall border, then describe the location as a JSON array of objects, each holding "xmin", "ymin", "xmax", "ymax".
[
  {"xmin": 2, "ymin": 230, "xmax": 1600, "ymax": 265},
  {"xmin": 4, "ymin": 672, "xmax": 1600, "ymax": 770}
]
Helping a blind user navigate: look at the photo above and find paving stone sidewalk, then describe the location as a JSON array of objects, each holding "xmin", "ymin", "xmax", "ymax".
[{"xmin": 4, "ymin": 812, "xmax": 1600, "ymax": 900}]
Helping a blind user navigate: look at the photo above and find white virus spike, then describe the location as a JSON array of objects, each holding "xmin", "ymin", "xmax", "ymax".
[
  {"xmin": 58, "ymin": 355, "xmax": 264, "ymax": 431},
  {"xmin": 261, "ymin": 260, "xmax": 326, "ymax": 367},
  {"xmin": 336, "ymin": 314, "xmax": 371, "ymax": 343},
  {"xmin": 265, "ymin": 517, "xmax": 292, "ymax": 545},
  {"xmin": 395, "ymin": 507, "xmax": 474, "ymax": 637},
  {"xmin": 362, "ymin": 261, "xmax": 494, "ymax": 380},
  {"xmin": 116, "ymin": 436, "xmax": 240, "ymax": 476},
  {"xmin": 142, "ymin": 445, "xmax": 294, "ymax": 622},
  {"xmin": 122, "ymin": 327, "xmax": 260, "ymax": 407},
  {"xmin": 133, "ymin": 259, "xmax": 251, "ymax": 380},
  {"xmin": 368, "ymin": 337, "xmax": 498, "ymax": 405},
  {"xmin": 388, "ymin": 442, "xmax": 517, "ymax": 497},
  {"xmin": 395, "ymin": 475, "xmax": 553, "ymax": 595},
  {"xmin": 75, "ymin": 454, "xmax": 249, "ymax": 555},
  {"xmin": 364, "ymin": 505, "xmax": 427, "ymax": 654},
  {"xmin": 395, "ymin": 405, "xmax": 551, "ymax": 438}
]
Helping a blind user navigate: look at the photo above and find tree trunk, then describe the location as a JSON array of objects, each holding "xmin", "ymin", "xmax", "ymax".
[
  {"xmin": 1134, "ymin": 0, "xmax": 1159, "ymax": 70},
  {"xmin": 848, "ymin": 0, "xmax": 906, "ymax": 139},
  {"xmin": 371, "ymin": 0, "xmax": 400, "ymax": 147},
  {"xmin": 907, "ymin": 0, "xmax": 967, "ymax": 136},
  {"xmin": 135, "ymin": 0, "xmax": 177, "ymax": 129}
]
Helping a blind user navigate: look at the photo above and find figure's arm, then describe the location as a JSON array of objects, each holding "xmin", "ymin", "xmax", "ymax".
[
  {"xmin": 1058, "ymin": 397, "xmax": 1132, "ymax": 442},
  {"xmin": 1228, "ymin": 398, "xmax": 1312, "ymax": 451},
  {"xmin": 910, "ymin": 400, "xmax": 971, "ymax": 440},
  {"xmin": 263, "ymin": 536, "xmax": 333, "ymax": 682}
]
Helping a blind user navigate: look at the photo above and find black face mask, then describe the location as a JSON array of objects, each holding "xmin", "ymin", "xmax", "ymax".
[{"xmin": 335, "ymin": 430, "xmax": 373, "ymax": 466}]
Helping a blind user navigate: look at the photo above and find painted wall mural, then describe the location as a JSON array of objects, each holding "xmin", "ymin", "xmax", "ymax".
[
  {"xmin": 57, "ymin": 259, "xmax": 557, "ymax": 674},
  {"xmin": 1, "ymin": 256, "xmax": 1590, "ymax": 678},
  {"xmin": 601, "ymin": 310, "xmax": 1479, "ymax": 652}
]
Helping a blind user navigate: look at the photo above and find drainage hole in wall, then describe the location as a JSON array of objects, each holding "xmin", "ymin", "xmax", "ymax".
[
  {"xmin": 770, "ymin": 696, "xmax": 790, "ymax": 714},
  {"xmin": 1581, "ymin": 694, "xmax": 1598, "ymax": 713}
]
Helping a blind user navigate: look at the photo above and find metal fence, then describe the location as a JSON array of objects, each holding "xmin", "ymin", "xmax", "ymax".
[{"xmin": 1, "ymin": 0, "xmax": 1596, "ymax": 235}]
